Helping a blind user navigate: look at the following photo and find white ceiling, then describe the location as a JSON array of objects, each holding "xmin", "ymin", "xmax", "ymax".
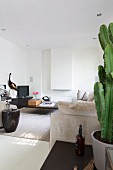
[{"xmin": 0, "ymin": 0, "xmax": 112, "ymax": 50}]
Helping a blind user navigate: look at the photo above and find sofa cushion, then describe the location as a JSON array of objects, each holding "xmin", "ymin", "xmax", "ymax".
[
  {"xmin": 87, "ymin": 93, "xmax": 94, "ymax": 101},
  {"xmin": 58, "ymin": 101, "xmax": 97, "ymax": 117}
]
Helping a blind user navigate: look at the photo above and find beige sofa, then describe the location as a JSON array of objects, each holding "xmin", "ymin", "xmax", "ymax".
[{"xmin": 50, "ymin": 101, "xmax": 100, "ymax": 148}]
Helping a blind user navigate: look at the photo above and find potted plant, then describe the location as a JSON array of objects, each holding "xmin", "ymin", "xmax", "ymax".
[{"xmin": 91, "ymin": 22, "xmax": 113, "ymax": 170}]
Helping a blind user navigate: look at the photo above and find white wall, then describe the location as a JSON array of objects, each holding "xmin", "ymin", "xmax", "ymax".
[
  {"xmin": 1, "ymin": 35, "xmax": 103, "ymax": 102},
  {"xmin": 42, "ymin": 47, "xmax": 103, "ymax": 101},
  {"xmin": 26, "ymin": 50, "xmax": 42, "ymax": 97},
  {"xmin": 0, "ymin": 36, "xmax": 27, "ymax": 90},
  {"xmin": 51, "ymin": 48, "xmax": 72, "ymax": 90},
  {"xmin": 72, "ymin": 47, "xmax": 103, "ymax": 93},
  {"xmin": 42, "ymin": 49, "xmax": 74, "ymax": 101}
]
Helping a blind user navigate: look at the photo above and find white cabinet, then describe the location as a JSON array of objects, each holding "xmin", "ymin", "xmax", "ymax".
[{"xmin": 51, "ymin": 48, "xmax": 72, "ymax": 90}]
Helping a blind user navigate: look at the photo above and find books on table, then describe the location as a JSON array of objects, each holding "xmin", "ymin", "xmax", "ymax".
[{"xmin": 39, "ymin": 102, "xmax": 55, "ymax": 107}]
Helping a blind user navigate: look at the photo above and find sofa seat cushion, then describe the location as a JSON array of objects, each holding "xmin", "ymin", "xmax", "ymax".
[{"xmin": 58, "ymin": 101, "xmax": 97, "ymax": 117}]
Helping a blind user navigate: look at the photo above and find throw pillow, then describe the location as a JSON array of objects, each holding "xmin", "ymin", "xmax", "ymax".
[
  {"xmin": 87, "ymin": 93, "xmax": 94, "ymax": 101},
  {"xmin": 82, "ymin": 92, "xmax": 88, "ymax": 101}
]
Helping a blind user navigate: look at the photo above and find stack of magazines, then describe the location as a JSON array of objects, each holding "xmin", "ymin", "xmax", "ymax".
[{"xmin": 39, "ymin": 101, "xmax": 55, "ymax": 107}]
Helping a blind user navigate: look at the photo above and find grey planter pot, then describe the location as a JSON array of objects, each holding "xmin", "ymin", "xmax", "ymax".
[{"xmin": 91, "ymin": 131, "xmax": 113, "ymax": 170}]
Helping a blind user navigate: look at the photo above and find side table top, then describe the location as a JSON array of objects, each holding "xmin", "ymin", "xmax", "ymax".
[{"xmin": 40, "ymin": 141, "xmax": 93, "ymax": 170}]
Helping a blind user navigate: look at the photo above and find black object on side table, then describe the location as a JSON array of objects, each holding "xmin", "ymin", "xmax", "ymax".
[
  {"xmin": 40, "ymin": 141, "xmax": 97, "ymax": 170},
  {"xmin": 2, "ymin": 109, "xmax": 20, "ymax": 133}
]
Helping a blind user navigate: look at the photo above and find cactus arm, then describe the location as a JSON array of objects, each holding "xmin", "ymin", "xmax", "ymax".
[
  {"xmin": 102, "ymin": 45, "xmax": 113, "ymax": 142},
  {"xmin": 104, "ymin": 44, "xmax": 113, "ymax": 142},
  {"xmin": 108, "ymin": 23, "xmax": 113, "ymax": 44},
  {"xmin": 98, "ymin": 65, "xmax": 106, "ymax": 84},
  {"xmin": 99, "ymin": 25, "xmax": 110, "ymax": 50},
  {"xmin": 98, "ymin": 33, "xmax": 105, "ymax": 50},
  {"xmin": 105, "ymin": 80, "xmax": 113, "ymax": 142},
  {"xmin": 94, "ymin": 81, "xmax": 113, "ymax": 142},
  {"xmin": 110, "ymin": 71, "xmax": 113, "ymax": 78},
  {"xmin": 105, "ymin": 44, "xmax": 113, "ymax": 73},
  {"xmin": 94, "ymin": 82, "xmax": 105, "ymax": 127}
]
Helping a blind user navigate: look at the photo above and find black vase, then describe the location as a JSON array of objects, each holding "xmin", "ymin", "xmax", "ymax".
[{"xmin": 2, "ymin": 109, "xmax": 20, "ymax": 133}]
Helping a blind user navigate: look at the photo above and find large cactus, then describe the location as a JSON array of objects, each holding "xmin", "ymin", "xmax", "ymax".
[{"xmin": 94, "ymin": 23, "xmax": 113, "ymax": 143}]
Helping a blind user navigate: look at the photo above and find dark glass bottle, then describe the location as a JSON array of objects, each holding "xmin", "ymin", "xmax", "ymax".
[{"xmin": 75, "ymin": 124, "xmax": 85, "ymax": 156}]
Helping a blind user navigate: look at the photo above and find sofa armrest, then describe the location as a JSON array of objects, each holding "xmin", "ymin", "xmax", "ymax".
[{"xmin": 50, "ymin": 112, "xmax": 100, "ymax": 148}]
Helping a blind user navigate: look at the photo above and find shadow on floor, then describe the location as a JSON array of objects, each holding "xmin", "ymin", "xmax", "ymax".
[{"xmin": 21, "ymin": 107, "xmax": 57, "ymax": 115}]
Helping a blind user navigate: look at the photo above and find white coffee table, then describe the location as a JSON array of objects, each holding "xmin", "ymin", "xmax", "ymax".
[{"xmin": 0, "ymin": 135, "xmax": 49, "ymax": 170}]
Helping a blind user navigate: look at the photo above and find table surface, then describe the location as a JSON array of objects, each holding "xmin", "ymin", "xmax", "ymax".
[
  {"xmin": 27, "ymin": 102, "xmax": 58, "ymax": 109},
  {"xmin": 10, "ymin": 97, "xmax": 58, "ymax": 109},
  {"xmin": 40, "ymin": 141, "xmax": 94, "ymax": 170}
]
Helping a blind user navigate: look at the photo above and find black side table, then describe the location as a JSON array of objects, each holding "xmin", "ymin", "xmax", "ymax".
[
  {"xmin": 2, "ymin": 109, "xmax": 20, "ymax": 133},
  {"xmin": 40, "ymin": 141, "xmax": 95, "ymax": 170}
]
